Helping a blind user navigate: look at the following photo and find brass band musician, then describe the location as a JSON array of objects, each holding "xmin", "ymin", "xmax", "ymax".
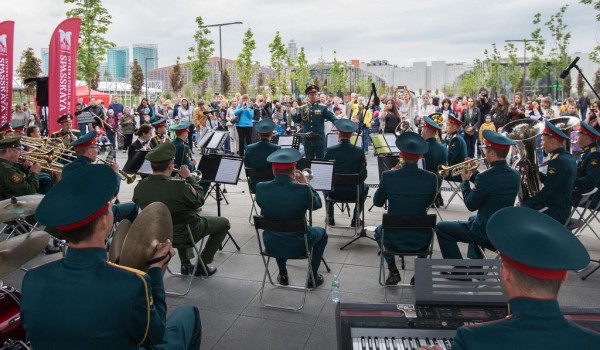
[
  {"xmin": 150, "ymin": 118, "xmax": 171, "ymax": 149},
  {"xmin": 51, "ymin": 114, "xmax": 81, "ymax": 146}
]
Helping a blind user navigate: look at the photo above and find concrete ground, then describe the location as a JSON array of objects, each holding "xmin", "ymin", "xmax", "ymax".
[{"xmin": 2, "ymin": 147, "xmax": 600, "ymax": 350}]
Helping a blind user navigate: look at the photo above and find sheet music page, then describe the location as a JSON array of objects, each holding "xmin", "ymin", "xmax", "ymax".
[
  {"xmin": 278, "ymin": 136, "xmax": 294, "ymax": 147},
  {"xmin": 326, "ymin": 133, "xmax": 338, "ymax": 147},
  {"xmin": 310, "ymin": 162, "xmax": 334, "ymax": 191},
  {"xmin": 207, "ymin": 131, "xmax": 228, "ymax": 149},
  {"xmin": 215, "ymin": 157, "xmax": 242, "ymax": 184},
  {"xmin": 383, "ymin": 133, "xmax": 400, "ymax": 153},
  {"xmin": 138, "ymin": 160, "xmax": 153, "ymax": 175}
]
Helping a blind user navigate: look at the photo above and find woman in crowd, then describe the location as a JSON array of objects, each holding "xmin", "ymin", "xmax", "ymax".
[
  {"xmin": 178, "ymin": 98, "xmax": 194, "ymax": 150},
  {"xmin": 226, "ymin": 98, "xmax": 239, "ymax": 155},
  {"xmin": 541, "ymin": 96, "xmax": 555, "ymax": 119},
  {"xmin": 585, "ymin": 100, "xmax": 600, "ymax": 132},
  {"xmin": 234, "ymin": 94, "xmax": 255, "ymax": 157},
  {"xmin": 490, "ymin": 94, "xmax": 510, "ymax": 131},
  {"xmin": 397, "ymin": 88, "xmax": 418, "ymax": 130},
  {"xmin": 105, "ymin": 109, "xmax": 118, "ymax": 149},
  {"xmin": 509, "ymin": 92, "xmax": 526, "ymax": 122},
  {"xmin": 461, "ymin": 97, "xmax": 481, "ymax": 158},
  {"xmin": 379, "ymin": 99, "xmax": 401, "ymax": 134}
]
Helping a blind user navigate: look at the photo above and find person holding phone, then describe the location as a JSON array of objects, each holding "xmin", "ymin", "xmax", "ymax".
[{"xmin": 234, "ymin": 95, "xmax": 255, "ymax": 156}]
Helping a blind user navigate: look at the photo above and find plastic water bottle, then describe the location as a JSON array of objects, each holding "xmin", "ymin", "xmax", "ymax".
[{"xmin": 331, "ymin": 275, "xmax": 340, "ymax": 303}]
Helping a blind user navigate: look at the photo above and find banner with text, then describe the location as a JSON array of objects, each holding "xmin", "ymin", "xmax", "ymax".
[
  {"xmin": 0, "ymin": 21, "xmax": 15, "ymax": 126},
  {"xmin": 48, "ymin": 18, "xmax": 81, "ymax": 134}
]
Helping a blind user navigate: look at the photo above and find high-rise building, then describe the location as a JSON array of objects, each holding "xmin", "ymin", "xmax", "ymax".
[
  {"xmin": 107, "ymin": 46, "xmax": 129, "ymax": 80},
  {"xmin": 40, "ymin": 48, "xmax": 49, "ymax": 76},
  {"xmin": 132, "ymin": 44, "xmax": 158, "ymax": 72},
  {"xmin": 287, "ymin": 40, "xmax": 298, "ymax": 64}
]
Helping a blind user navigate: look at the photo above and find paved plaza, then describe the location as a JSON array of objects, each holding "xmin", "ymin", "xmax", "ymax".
[{"xmin": 3, "ymin": 149, "xmax": 600, "ymax": 350}]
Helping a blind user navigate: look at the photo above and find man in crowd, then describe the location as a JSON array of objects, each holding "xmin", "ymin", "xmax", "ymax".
[
  {"xmin": 436, "ymin": 130, "xmax": 520, "ymax": 260},
  {"xmin": 421, "ymin": 114, "xmax": 448, "ymax": 207},
  {"xmin": 22, "ymin": 164, "xmax": 201, "ymax": 349},
  {"xmin": 323, "ymin": 119, "xmax": 368, "ymax": 227},
  {"xmin": 134, "ymin": 142, "xmax": 229, "ymax": 277},
  {"xmin": 523, "ymin": 122, "xmax": 576, "ymax": 224},
  {"xmin": 572, "ymin": 120, "xmax": 600, "ymax": 209},
  {"xmin": 373, "ymin": 132, "xmax": 438, "ymax": 285},
  {"xmin": 292, "ymin": 85, "xmax": 338, "ymax": 159},
  {"xmin": 256, "ymin": 148, "xmax": 328, "ymax": 288},
  {"xmin": 244, "ymin": 119, "xmax": 280, "ymax": 193},
  {"xmin": 108, "ymin": 96, "xmax": 124, "ymax": 117},
  {"xmin": 476, "ymin": 87, "xmax": 493, "ymax": 117}
]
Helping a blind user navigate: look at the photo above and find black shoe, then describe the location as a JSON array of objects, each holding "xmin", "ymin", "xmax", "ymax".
[
  {"xmin": 327, "ymin": 216, "xmax": 335, "ymax": 226},
  {"xmin": 181, "ymin": 263, "xmax": 194, "ymax": 275},
  {"xmin": 351, "ymin": 218, "xmax": 363, "ymax": 228},
  {"xmin": 307, "ymin": 274, "xmax": 324, "ymax": 289},
  {"xmin": 385, "ymin": 270, "xmax": 401, "ymax": 285},
  {"xmin": 194, "ymin": 264, "xmax": 217, "ymax": 277},
  {"xmin": 277, "ymin": 273, "xmax": 289, "ymax": 286}
]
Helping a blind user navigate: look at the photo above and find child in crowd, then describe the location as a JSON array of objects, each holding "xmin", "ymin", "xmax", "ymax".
[
  {"xmin": 571, "ymin": 123, "xmax": 583, "ymax": 155},
  {"xmin": 169, "ymin": 116, "xmax": 180, "ymax": 140},
  {"xmin": 272, "ymin": 117, "xmax": 283, "ymax": 135},
  {"xmin": 478, "ymin": 114, "xmax": 496, "ymax": 157},
  {"xmin": 94, "ymin": 126, "xmax": 110, "ymax": 154}
]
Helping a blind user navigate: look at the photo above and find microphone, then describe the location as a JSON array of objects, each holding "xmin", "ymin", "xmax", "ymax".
[
  {"xmin": 371, "ymin": 83, "xmax": 380, "ymax": 105},
  {"xmin": 560, "ymin": 56, "xmax": 580, "ymax": 79}
]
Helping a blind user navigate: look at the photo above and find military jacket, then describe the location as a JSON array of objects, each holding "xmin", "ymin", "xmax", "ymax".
[
  {"xmin": 149, "ymin": 133, "xmax": 170, "ymax": 149},
  {"xmin": 523, "ymin": 147, "xmax": 576, "ymax": 224},
  {"xmin": 573, "ymin": 142, "xmax": 600, "ymax": 208},
  {"xmin": 461, "ymin": 160, "xmax": 520, "ymax": 240},
  {"xmin": 424, "ymin": 137, "xmax": 448, "ymax": 187},
  {"xmin": 21, "ymin": 248, "xmax": 167, "ymax": 350},
  {"xmin": 373, "ymin": 164, "xmax": 437, "ymax": 250},
  {"xmin": 323, "ymin": 139, "xmax": 367, "ymax": 197},
  {"xmin": 244, "ymin": 140, "xmax": 280, "ymax": 192},
  {"xmin": 172, "ymin": 137, "xmax": 194, "ymax": 171},
  {"xmin": 62, "ymin": 156, "xmax": 121, "ymax": 194},
  {"xmin": 292, "ymin": 103, "xmax": 337, "ymax": 147},
  {"xmin": 452, "ymin": 298, "xmax": 600, "ymax": 349},
  {"xmin": 447, "ymin": 132, "xmax": 467, "ymax": 166},
  {"xmin": 0, "ymin": 158, "xmax": 39, "ymax": 200}
]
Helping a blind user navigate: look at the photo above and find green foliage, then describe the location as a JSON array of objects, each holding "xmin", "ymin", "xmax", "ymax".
[
  {"xmin": 257, "ymin": 72, "xmax": 265, "ymax": 89},
  {"xmin": 355, "ymin": 78, "xmax": 370, "ymax": 96},
  {"xmin": 563, "ymin": 73, "xmax": 572, "ymax": 97},
  {"xmin": 505, "ymin": 43, "xmax": 523, "ymax": 95},
  {"xmin": 89, "ymin": 70, "xmax": 100, "ymax": 90},
  {"xmin": 187, "ymin": 16, "xmax": 214, "ymax": 85},
  {"xmin": 580, "ymin": 1, "xmax": 600, "ymax": 63},
  {"xmin": 183, "ymin": 82, "xmax": 194, "ymax": 99},
  {"xmin": 162, "ymin": 91, "xmax": 173, "ymax": 100},
  {"xmin": 169, "ymin": 57, "xmax": 184, "ymax": 94},
  {"xmin": 268, "ymin": 31, "xmax": 290, "ymax": 95},
  {"xmin": 483, "ymin": 44, "xmax": 507, "ymax": 96},
  {"xmin": 130, "ymin": 59, "xmax": 144, "ymax": 98},
  {"xmin": 222, "ymin": 68, "xmax": 231, "ymax": 96},
  {"xmin": 65, "ymin": 0, "xmax": 115, "ymax": 89},
  {"xmin": 268, "ymin": 78, "xmax": 277, "ymax": 96},
  {"xmin": 594, "ymin": 68, "xmax": 600, "ymax": 94},
  {"xmin": 577, "ymin": 72, "xmax": 585, "ymax": 96},
  {"xmin": 459, "ymin": 61, "xmax": 485, "ymax": 97},
  {"xmin": 16, "ymin": 48, "xmax": 42, "ymax": 97},
  {"xmin": 234, "ymin": 28, "xmax": 256, "ymax": 95},
  {"xmin": 198, "ymin": 79, "xmax": 208, "ymax": 98},
  {"xmin": 290, "ymin": 47, "xmax": 311, "ymax": 96},
  {"xmin": 328, "ymin": 54, "xmax": 348, "ymax": 95}
]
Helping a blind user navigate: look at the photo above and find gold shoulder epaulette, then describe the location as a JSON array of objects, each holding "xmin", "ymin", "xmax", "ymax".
[{"xmin": 106, "ymin": 261, "xmax": 146, "ymax": 277}]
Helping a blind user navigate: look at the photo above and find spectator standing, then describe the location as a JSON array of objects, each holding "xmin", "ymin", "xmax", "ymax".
[
  {"xmin": 234, "ymin": 94, "xmax": 255, "ymax": 157},
  {"xmin": 578, "ymin": 91, "xmax": 591, "ymax": 118},
  {"xmin": 226, "ymin": 98, "xmax": 239, "ymax": 155},
  {"xmin": 476, "ymin": 88, "xmax": 493, "ymax": 117},
  {"xmin": 119, "ymin": 107, "xmax": 136, "ymax": 152},
  {"xmin": 490, "ymin": 94, "xmax": 510, "ymax": 131},
  {"xmin": 380, "ymin": 99, "xmax": 401, "ymax": 134},
  {"xmin": 462, "ymin": 97, "xmax": 482, "ymax": 158},
  {"xmin": 108, "ymin": 96, "xmax": 124, "ymax": 117},
  {"xmin": 11, "ymin": 103, "xmax": 27, "ymax": 127}
]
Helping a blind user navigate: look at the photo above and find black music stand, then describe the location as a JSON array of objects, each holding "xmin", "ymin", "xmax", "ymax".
[
  {"xmin": 197, "ymin": 154, "xmax": 244, "ymax": 251},
  {"xmin": 123, "ymin": 150, "xmax": 151, "ymax": 177}
]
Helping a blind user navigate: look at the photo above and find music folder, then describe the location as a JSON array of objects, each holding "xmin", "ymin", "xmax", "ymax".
[
  {"xmin": 383, "ymin": 133, "xmax": 400, "ymax": 153},
  {"xmin": 197, "ymin": 154, "xmax": 243, "ymax": 185},
  {"xmin": 296, "ymin": 159, "xmax": 335, "ymax": 191},
  {"xmin": 123, "ymin": 150, "xmax": 151, "ymax": 175},
  {"xmin": 277, "ymin": 135, "xmax": 294, "ymax": 148},
  {"xmin": 326, "ymin": 132, "xmax": 362, "ymax": 148}
]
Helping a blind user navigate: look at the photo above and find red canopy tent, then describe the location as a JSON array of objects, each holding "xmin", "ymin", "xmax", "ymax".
[{"xmin": 76, "ymin": 86, "xmax": 111, "ymax": 105}]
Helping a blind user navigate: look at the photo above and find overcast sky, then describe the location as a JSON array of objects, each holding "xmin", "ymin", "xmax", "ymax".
[{"xmin": 2, "ymin": 0, "xmax": 598, "ymax": 68}]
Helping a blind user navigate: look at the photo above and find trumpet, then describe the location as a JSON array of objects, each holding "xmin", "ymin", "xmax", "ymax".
[
  {"xmin": 97, "ymin": 158, "xmax": 137, "ymax": 184},
  {"xmin": 20, "ymin": 149, "xmax": 54, "ymax": 166},
  {"xmin": 173, "ymin": 168, "xmax": 203, "ymax": 182},
  {"xmin": 437, "ymin": 159, "xmax": 482, "ymax": 178}
]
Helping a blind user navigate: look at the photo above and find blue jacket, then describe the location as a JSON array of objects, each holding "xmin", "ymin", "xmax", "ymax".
[{"xmin": 234, "ymin": 105, "xmax": 254, "ymax": 127}]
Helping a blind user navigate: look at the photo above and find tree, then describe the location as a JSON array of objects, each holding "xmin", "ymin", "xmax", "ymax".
[
  {"xmin": 257, "ymin": 72, "xmax": 265, "ymax": 90},
  {"xmin": 482, "ymin": 44, "xmax": 506, "ymax": 96},
  {"xmin": 16, "ymin": 48, "xmax": 42, "ymax": 99},
  {"xmin": 187, "ymin": 16, "xmax": 214, "ymax": 85},
  {"xmin": 594, "ymin": 68, "xmax": 600, "ymax": 94},
  {"xmin": 198, "ymin": 79, "xmax": 208, "ymax": 98},
  {"xmin": 505, "ymin": 43, "xmax": 523, "ymax": 95},
  {"xmin": 234, "ymin": 28, "xmax": 256, "ymax": 95},
  {"xmin": 546, "ymin": 5, "xmax": 572, "ymax": 95},
  {"xmin": 183, "ymin": 82, "xmax": 194, "ymax": 99},
  {"xmin": 130, "ymin": 59, "xmax": 144, "ymax": 98},
  {"xmin": 328, "ymin": 53, "xmax": 349, "ymax": 96},
  {"xmin": 313, "ymin": 76, "xmax": 321, "ymax": 89},
  {"xmin": 580, "ymin": 1, "xmax": 600, "ymax": 63},
  {"xmin": 65, "ymin": 0, "xmax": 115, "ymax": 91},
  {"xmin": 268, "ymin": 31, "xmax": 289, "ymax": 95},
  {"xmin": 563, "ymin": 73, "xmax": 572, "ymax": 98},
  {"xmin": 222, "ymin": 68, "xmax": 231, "ymax": 96},
  {"xmin": 290, "ymin": 47, "xmax": 311, "ymax": 96},
  {"xmin": 268, "ymin": 78, "xmax": 277, "ymax": 96},
  {"xmin": 169, "ymin": 57, "xmax": 184, "ymax": 94},
  {"xmin": 527, "ymin": 14, "xmax": 549, "ymax": 93},
  {"xmin": 90, "ymin": 71, "xmax": 100, "ymax": 90},
  {"xmin": 577, "ymin": 71, "xmax": 585, "ymax": 96}
]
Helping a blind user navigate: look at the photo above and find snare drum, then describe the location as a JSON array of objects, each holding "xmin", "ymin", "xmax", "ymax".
[{"xmin": 0, "ymin": 285, "xmax": 26, "ymax": 345}]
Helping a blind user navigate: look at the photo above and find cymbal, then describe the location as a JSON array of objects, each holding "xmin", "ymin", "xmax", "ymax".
[
  {"xmin": 108, "ymin": 219, "xmax": 131, "ymax": 263},
  {"xmin": 0, "ymin": 195, "xmax": 45, "ymax": 223},
  {"xmin": 0, "ymin": 231, "xmax": 50, "ymax": 278},
  {"xmin": 119, "ymin": 202, "xmax": 173, "ymax": 274}
]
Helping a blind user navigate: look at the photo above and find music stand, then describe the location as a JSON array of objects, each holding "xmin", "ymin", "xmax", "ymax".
[
  {"xmin": 277, "ymin": 135, "xmax": 295, "ymax": 148},
  {"xmin": 197, "ymin": 154, "xmax": 244, "ymax": 251},
  {"xmin": 326, "ymin": 132, "xmax": 362, "ymax": 148},
  {"xmin": 382, "ymin": 133, "xmax": 400, "ymax": 153},
  {"xmin": 123, "ymin": 150, "xmax": 151, "ymax": 176}
]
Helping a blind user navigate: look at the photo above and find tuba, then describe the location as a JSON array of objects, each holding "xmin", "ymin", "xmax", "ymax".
[
  {"xmin": 394, "ymin": 121, "xmax": 411, "ymax": 136},
  {"xmin": 548, "ymin": 116, "xmax": 579, "ymax": 153},
  {"xmin": 502, "ymin": 118, "xmax": 544, "ymax": 201}
]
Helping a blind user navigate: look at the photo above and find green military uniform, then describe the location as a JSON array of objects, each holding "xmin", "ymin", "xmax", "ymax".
[
  {"xmin": 256, "ymin": 148, "xmax": 328, "ymax": 281},
  {"xmin": 133, "ymin": 142, "xmax": 228, "ymax": 265},
  {"xmin": 0, "ymin": 137, "xmax": 40, "ymax": 200},
  {"xmin": 150, "ymin": 118, "xmax": 170, "ymax": 149},
  {"xmin": 373, "ymin": 133, "xmax": 438, "ymax": 267},
  {"xmin": 244, "ymin": 119, "xmax": 280, "ymax": 193},
  {"xmin": 572, "ymin": 121, "xmax": 600, "ymax": 208},
  {"xmin": 172, "ymin": 137, "xmax": 194, "ymax": 171},
  {"xmin": 22, "ymin": 164, "xmax": 201, "ymax": 350},
  {"xmin": 291, "ymin": 85, "xmax": 337, "ymax": 159},
  {"xmin": 323, "ymin": 120, "xmax": 368, "ymax": 221},
  {"xmin": 451, "ymin": 207, "xmax": 599, "ymax": 349},
  {"xmin": 523, "ymin": 122, "xmax": 576, "ymax": 224},
  {"xmin": 422, "ymin": 115, "xmax": 448, "ymax": 188},
  {"xmin": 436, "ymin": 130, "xmax": 520, "ymax": 259}
]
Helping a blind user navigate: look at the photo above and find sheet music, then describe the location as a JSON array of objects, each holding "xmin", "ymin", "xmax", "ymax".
[
  {"xmin": 310, "ymin": 162, "xmax": 334, "ymax": 191},
  {"xmin": 418, "ymin": 158, "xmax": 425, "ymax": 170},
  {"xmin": 383, "ymin": 133, "xmax": 400, "ymax": 153},
  {"xmin": 197, "ymin": 129, "xmax": 214, "ymax": 148},
  {"xmin": 278, "ymin": 135, "xmax": 294, "ymax": 148},
  {"xmin": 138, "ymin": 160, "xmax": 153, "ymax": 175},
  {"xmin": 215, "ymin": 157, "xmax": 242, "ymax": 184},
  {"xmin": 207, "ymin": 131, "xmax": 228, "ymax": 149},
  {"xmin": 327, "ymin": 133, "xmax": 362, "ymax": 148}
]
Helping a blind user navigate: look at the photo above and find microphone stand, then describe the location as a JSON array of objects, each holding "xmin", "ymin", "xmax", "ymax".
[
  {"xmin": 567, "ymin": 64, "xmax": 600, "ymax": 101},
  {"xmin": 352, "ymin": 87, "xmax": 375, "ymax": 150}
]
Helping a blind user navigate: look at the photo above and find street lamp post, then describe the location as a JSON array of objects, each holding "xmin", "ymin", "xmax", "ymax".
[
  {"xmin": 144, "ymin": 57, "xmax": 155, "ymax": 99},
  {"xmin": 199, "ymin": 21, "xmax": 242, "ymax": 96},
  {"xmin": 505, "ymin": 39, "xmax": 544, "ymax": 97}
]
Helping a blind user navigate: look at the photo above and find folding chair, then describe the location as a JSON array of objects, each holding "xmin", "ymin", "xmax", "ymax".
[
  {"xmin": 254, "ymin": 216, "xmax": 316, "ymax": 312},
  {"xmin": 443, "ymin": 179, "xmax": 465, "ymax": 209},
  {"xmin": 325, "ymin": 174, "xmax": 374, "ymax": 250},
  {"xmin": 569, "ymin": 188, "xmax": 598, "ymax": 234},
  {"xmin": 244, "ymin": 167, "xmax": 275, "ymax": 225},
  {"xmin": 570, "ymin": 191, "xmax": 600, "ymax": 280},
  {"xmin": 378, "ymin": 214, "xmax": 437, "ymax": 301},
  {"xmin": 166, "ymin": 223, "xmax": 206, "ymax": 297}
]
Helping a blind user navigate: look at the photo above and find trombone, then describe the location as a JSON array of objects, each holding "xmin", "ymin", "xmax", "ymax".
[
  {"xmin": 96, "ymin": 157, "xmax": 137, "ymax": 184},
  {"xmin": 437, "ymin": 159, "xmax": 482, "ymax": 178}
]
